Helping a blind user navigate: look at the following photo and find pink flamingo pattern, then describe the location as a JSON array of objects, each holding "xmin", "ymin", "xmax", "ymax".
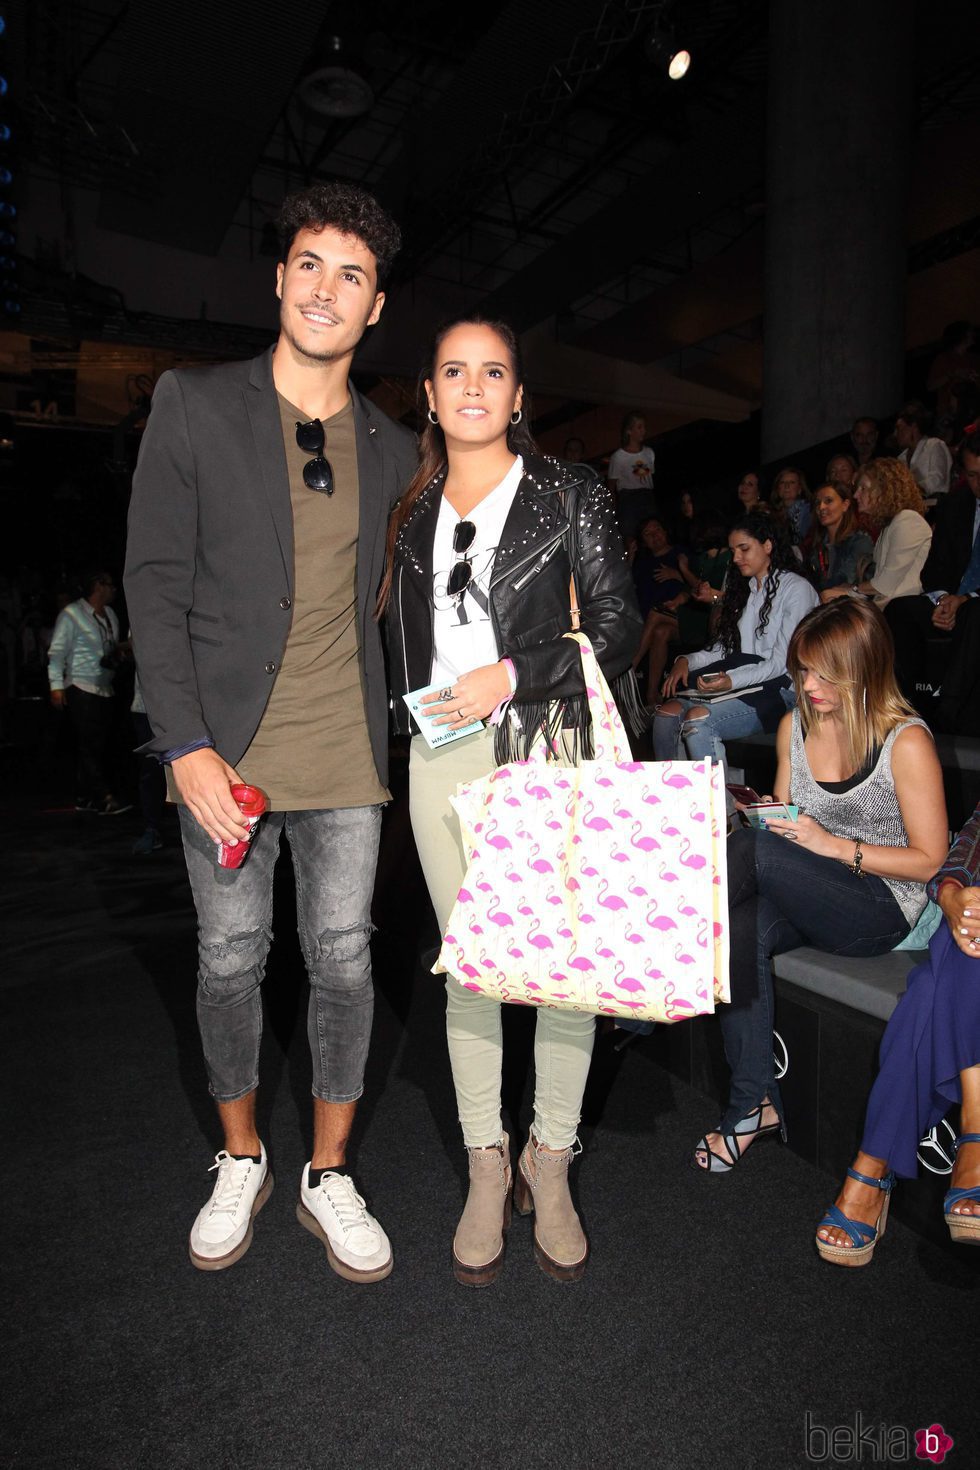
[{"xmin": 437, "ymin": 636, "xmax": 729, "ymax": 1019}]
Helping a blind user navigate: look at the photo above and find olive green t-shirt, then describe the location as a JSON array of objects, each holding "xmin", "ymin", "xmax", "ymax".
[{"xmin": 234, "ymin": 394, "xmax": 388, "ymax": 811}]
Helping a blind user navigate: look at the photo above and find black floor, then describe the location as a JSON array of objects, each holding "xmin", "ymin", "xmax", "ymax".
[{"xmin": 2, "ymin": 752, "xmax": 978, "ymax": 1470}]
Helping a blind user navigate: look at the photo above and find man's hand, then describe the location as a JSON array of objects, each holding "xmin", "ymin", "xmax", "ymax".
[
  {"xmin": 932, "ymin": 594, "xmax": 968, "ymax": 632},
  {"xmin": 50, "ymin": 689, "xmax": 65, "ymax": 709},
  {"xmin": 171, "ymin": 747, "xmax": 249, "ymax": 844},
  {"xmin": 938, "ymin": 880, "xmax": 980, "ymax": 958}
]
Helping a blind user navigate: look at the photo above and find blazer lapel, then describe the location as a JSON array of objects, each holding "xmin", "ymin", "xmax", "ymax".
[
  {"xmin": 244, "ymin": 349, "xmax": 293, "ymax": 589},
  {"xmin": 351, "ymin": 385, "xmax": 387, "ymax": 626}
]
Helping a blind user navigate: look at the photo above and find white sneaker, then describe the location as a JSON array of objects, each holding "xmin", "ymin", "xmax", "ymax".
[
  {"xmin": 296, "ymin": 1166, "xmax": 393, "ymax": 1283},
  {"xmin": 188, "ymin": 1145, "xmax": 273, "ymax": 1271}
]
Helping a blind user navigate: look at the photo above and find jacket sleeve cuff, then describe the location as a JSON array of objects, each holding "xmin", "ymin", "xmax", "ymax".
[
  {"xmin": 159, "ymin": 736, "xmax": 215, "ymax": 765},
  {"xmin": 928, "ymin": 868, "xmax": 970, "ymax": 903}
]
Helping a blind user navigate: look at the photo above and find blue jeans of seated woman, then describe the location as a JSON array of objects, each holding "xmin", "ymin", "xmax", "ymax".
[
  {"xmin": 720, "ymin": 827, "xmax": 910, "ymax": 1134},
  {"xmin": 652, "ymin": 696, "xmax": 764, "ymax": 771}
]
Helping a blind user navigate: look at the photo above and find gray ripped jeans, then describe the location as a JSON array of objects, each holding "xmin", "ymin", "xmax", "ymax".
[{"xmin": 179, "ymin": 803, "xmax": 383, "ymax": 1104}]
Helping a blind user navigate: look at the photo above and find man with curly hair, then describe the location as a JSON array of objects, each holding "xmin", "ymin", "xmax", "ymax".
[{"xmin": 126, "ymin": 182, "xmax": 417, "ymax": 1281}]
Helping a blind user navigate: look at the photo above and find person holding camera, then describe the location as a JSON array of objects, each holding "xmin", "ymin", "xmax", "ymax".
[{"xmin": 47, "ymin": 569, "xmax": 132, "ymax": 817}]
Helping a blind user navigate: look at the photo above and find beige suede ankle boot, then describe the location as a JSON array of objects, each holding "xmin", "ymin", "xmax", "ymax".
[
  {"xmin": 513, "ymin": 1133, "xmax": 588, "ymax": 1282},
  {"xmin": 452, "ymin": 1132, "xmax": 512, "ymax": 1287}
]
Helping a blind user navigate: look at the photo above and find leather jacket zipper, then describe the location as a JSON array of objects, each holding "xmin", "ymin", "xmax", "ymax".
[{"xmin": 491, "ymin": 529, "xmax": 566, "ymax": 593}]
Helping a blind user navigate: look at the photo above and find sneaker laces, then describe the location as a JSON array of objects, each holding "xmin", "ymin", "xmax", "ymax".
[
  {"xmin": 318, "ymin": 1173, "xmax": 371, "ymax": 1236},
  {"xmin": 206, "ymin": 1151, "xmax": 254, "ymax": 1218}
]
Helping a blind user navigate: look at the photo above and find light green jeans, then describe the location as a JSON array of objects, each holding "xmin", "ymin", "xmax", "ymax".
[{"xmin": 409, "ymin": 728, "xmax": 595, "ymax": 1150}]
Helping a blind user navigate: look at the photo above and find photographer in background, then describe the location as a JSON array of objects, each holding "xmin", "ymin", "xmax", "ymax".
[{"xmin": 47, "ymin": 569, "xmax": 132, "ymax": 817}]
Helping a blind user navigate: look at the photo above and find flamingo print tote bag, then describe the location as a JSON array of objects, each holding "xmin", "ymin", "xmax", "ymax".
[{"xmin": 436, "ymin": 634, "xmax": 730, "ymax": 1023}]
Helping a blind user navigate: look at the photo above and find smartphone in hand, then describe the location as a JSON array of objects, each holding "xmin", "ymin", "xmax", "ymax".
[{"xmin": 726, "ymin": 783, "xmax": 761, "ymax": 805}]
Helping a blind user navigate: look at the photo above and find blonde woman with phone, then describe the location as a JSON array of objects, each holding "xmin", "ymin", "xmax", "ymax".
[{"xmin": 693, "ymin": 598, "xmax": 948, "ymax": 1174}]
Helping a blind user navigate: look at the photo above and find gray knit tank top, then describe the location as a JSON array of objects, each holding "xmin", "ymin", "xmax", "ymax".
[{"xmin": 789, "ymin": 711, "xmax": 928, "ymax": 925}]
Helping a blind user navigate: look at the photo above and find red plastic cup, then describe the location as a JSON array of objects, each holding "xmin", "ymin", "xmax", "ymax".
[{"xmin": 217, "ymin": 783, "xmax": 268, "ymax": 869}]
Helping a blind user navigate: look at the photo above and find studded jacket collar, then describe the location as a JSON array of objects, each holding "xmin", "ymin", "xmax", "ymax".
[{"xmin": 387, "ymin": 453, "xmax": 642, "ymax": 752}]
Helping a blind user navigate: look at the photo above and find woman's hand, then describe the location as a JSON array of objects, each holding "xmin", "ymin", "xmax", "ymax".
[
  {"xmin": 692, "ymin": 580, "xmax": 717, "ymax": 605},
  {"xmin": 764, "ymin": 812, "xmax": 842, "ymax": 858},
  {"xmin": 938, "ymin": 881, "xmax": 980, "ymax": 958},
  {"xmin": 652, "ymin": 566, "xmax": 678, "ymax": 583},
  {"xmin": 661, "ymin": 656, "xmax": 690, "ymax": 697},
  {"xmin": 696, "ymin": 671, "xmax": 731, "ymax": 693},
  {"xmin": 421, "ymin": 662, "xmax": 513, "ymax": 727},
  {"xmin": 663, "ymin": 593, "xmax": 688, "ymax": 612}
]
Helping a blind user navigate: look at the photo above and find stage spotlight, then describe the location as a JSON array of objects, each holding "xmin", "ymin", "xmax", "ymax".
[{"xmin": 644, "ymin": 24, "xmax": 692, "ymax": 81}]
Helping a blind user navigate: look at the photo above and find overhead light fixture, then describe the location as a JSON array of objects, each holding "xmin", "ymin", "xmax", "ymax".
[
  {"xmin": 297, "ymin": 36, "xmax": 374, "ymax": 119},
  {"xmin": 644, "ymin": 22, "xmax": 692, "ymax": 81}
]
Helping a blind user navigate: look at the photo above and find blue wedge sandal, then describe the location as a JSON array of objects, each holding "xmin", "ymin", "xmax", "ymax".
[
  {"xmin": 944, "ymin": 1133, "xmax": 980, "ymax": 1245},
  {"xmin": 815, "ymin": 1167, "xmax": 896, "ymax": 1268}
]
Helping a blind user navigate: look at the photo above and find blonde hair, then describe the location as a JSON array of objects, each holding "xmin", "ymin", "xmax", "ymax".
[
  {"xmin": 857, "ymin": 456, "xmax": 925, "ymax": 521},
  {"xmin": 787, "ymin": 599, "xmax": 918, "ymax": 774},
  {"xmin": 771, "ymin": 465, "xmax": 810, "ymax": 508}
]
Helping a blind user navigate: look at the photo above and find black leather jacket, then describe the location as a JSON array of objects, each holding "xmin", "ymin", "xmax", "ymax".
[{"xmin": 387, "ymin": 453, "xmax": 642, "ymax": 758}]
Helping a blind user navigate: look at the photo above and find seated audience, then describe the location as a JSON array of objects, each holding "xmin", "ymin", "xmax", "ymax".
[
  {"xmin": 886, "ymin": 432, "xmax": 980, "ymax": 732},
  {"xmin": 816, "ymin": 798, "xmax": 980, "ymax": 1265},
  {"xmin": 771, "ymin": 466, "xmax": 812, "ymax": 545},
  {"xmin": 826, "ymin": 453, "xmax": 858, "ymax": 492},
  {"xmin": 895, "ymin": 400, "xmax": 953, "ymax": 500},
  {"xmin": 675, "ymin": 489, "xmax": 697, "ymax": 548},
  {"xmin": 653, "ymin": 512, "xmax": 817, "ymax": 777},
  {"xmin": 822, "ymin": 459, "xmax": 931, "ymax": 608},
  {"xmin": 808, "ymin": 483, "xmax": 874, "ymax": 594},
  {"xmin": 735, "ymin": 470, "xmax": 766, "ymax": 516},
  {"xmin": 629, "ymin": 514, "xmax": 727, "ymax": 703},
  {"xmin": 695, "ymin": 599, "xmax": 946, "ymax": 1175},
  {"xmin": 850, "ymin": 416, "xmax": 879, "ymax": 468}
]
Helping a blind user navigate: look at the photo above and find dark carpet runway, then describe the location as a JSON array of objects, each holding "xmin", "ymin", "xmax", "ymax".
[{"xmin": 2, "ymin": 763, "xmax": 976, "ymax": 1470}]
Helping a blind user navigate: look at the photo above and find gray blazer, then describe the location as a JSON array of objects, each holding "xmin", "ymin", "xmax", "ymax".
[{"xmin": 125, "ymin": 347, "xmax": 417, "ymax": 785}]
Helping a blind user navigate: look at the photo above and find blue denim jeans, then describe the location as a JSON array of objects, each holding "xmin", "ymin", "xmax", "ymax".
[
  {"xmin": 652, "ymin": 695, "xmax": 764, "ymax": 771},
  {"xmin": 179, "ymin": 803, "xmax": 383, "ymax": 1103},
  {"xmin": 721, "ymin": 827, "xmax": 910, "ymax": 1132}
]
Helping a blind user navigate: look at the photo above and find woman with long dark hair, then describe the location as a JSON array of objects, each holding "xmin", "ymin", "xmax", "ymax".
[
  {"xmin": 695, "ymin": 600, "xmax": 947, "ymax": 1177},
  {"xmin": 807, "ymin": 482, "xmax": 874, "ymax": 594},
  {"xmin": 652, "ymin": 511, "xmax": 818, "ymax": 773},
  {"xmin": 379, "ymin": 316, "xmax": 641, "ymax": 1287}
]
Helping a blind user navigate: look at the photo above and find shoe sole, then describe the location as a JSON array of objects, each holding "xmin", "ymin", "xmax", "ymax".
[
  {"xmin": 452, "ymin": 1191, "xmax": 513, "ymax": 1287},
  {"xmin": 513, "ymin": 1164, "xmax": 588, "ymax": 1283},
  {"xmin": 945, "ymin": 1215, "xmax": 980, "ymax": 1244},
  {"xmin": 295, "ymin": 1201, "xmax": 393, "ymax": 1283},
  {"xmin": 188, "ymin": 1170, "xmax": 274, "ymax": 1272}
]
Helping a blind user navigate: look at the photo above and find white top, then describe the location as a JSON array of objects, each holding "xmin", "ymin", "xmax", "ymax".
[
  {"xmin": 608, "ymin": 445, "xmax": 656, "ymax": 490},
  {"xmin": 869, "ymin": 510, "xmax": 932, "ymax": 605},
  {"xmin": 688, "ymin": 570, "xmax": 818, "ymax": 691},
  {"xmin": 902, "ymin": 437, "xmax": 952, "ymax": 498},
  {"xmin": 47, "ymin": 598, "xmax": 120, "ymax": 698},
  {"xmin": 430, "ymin": 455, "xmax": 524, "ymax": 687}
]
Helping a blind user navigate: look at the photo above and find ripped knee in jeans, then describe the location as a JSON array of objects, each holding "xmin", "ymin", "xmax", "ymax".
[
  {"xmin": 308, "ymin": 922, "xmax": 374, "ymax": 988},
  {"xmin": 198, "ymin": 924, "xmax": 272, "ymax": 1002}
]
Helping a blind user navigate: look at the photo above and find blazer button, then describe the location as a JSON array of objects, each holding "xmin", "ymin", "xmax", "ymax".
[{"xmin": 265, "ymin": 661, "xmax": 276, "ymax": 674}]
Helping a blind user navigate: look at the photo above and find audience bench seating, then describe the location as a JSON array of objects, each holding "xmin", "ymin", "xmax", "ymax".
[{"xmin": 641, "ymin": 730, "xmax": 980, "ymax": 1250}]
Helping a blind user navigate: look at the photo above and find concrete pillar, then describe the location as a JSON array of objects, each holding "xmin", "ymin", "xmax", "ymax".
[{"xmin": 762, "ymin": 0, "xmax": 915, "ymax": 462}]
